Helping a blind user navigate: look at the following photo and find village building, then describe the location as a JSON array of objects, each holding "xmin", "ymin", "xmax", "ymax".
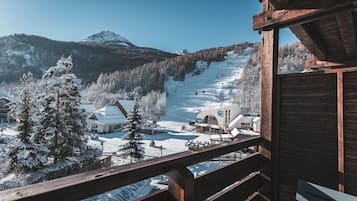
[
  {"xmin": 0, "ymin": 96, "xmax": 14, "ymax": 124},
  {"xmin": 85, "ymin": 99, "xmax": 134, "ymax": 133},
  {"xmin": 196, "ymin": 104, "xmax": 260, "ymax": 133}
]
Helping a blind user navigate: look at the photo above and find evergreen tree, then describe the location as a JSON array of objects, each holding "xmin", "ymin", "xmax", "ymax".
[
  {"xmin": 36, "ymin": 56, "xmax": 86, "ymax": 163},
  {"xmin": 8, "ymin": 72, "xmax": 48, "ymax": 173},
  {"xmin": 120, "ymin": 95, "xmax": 145, "ymax": 162},
  {"xmin": 62, "ymin": 69, "xmax": 87, "ymax": 155}
]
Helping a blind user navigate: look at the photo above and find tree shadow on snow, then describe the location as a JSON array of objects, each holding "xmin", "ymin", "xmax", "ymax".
[{"xmin": 144, "ymin": 133, "xmax": 198, "ymax": 141}]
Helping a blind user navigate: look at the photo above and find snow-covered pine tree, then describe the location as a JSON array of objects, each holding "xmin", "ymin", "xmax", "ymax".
[
  {"xmin": 120, "ymin": 94, "xmax": 145, "ymax": 163},
  {"xmin": 36, "ymin": 56, "xmax": 87, "ymax": 163},
  {"xmin": 61, "ymin": 64, "xmax": 87, "ymax": 155},
  {"xmin": 8, "ymin": 72, "xmax": 48, "ymax": 173}
]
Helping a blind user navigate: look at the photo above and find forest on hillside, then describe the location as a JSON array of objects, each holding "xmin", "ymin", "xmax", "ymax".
[
  {"xmin": 81, "ymin": 42, "xmax": 255, "ymax": 104},
  {"xmin": 234, "ymin": 42, "xmax": 310, "ymax": 114}
]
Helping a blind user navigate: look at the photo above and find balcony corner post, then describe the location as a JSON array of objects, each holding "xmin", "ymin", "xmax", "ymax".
[{"xmin": 167, "ymin": 167, "xmax": 195, "ymax": 201}]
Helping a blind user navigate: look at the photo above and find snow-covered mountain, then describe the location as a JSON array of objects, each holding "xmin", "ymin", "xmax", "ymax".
[{"xmin": 82, "ymin": 31, "xmax": 135, "ymax": 48}]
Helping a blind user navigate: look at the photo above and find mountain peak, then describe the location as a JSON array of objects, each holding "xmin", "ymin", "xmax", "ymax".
[{"xmin": 83, "ymin": 30, "xmax": 135, "ymax": 47}]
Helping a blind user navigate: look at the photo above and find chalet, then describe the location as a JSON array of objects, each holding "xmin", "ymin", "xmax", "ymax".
[
  {"xmin": 3, "ymin": 1, "xmax": 357, "ymax": 201},
  {"xmin": 0, "ymin": 96, "xmax": 14, "ymax": 124},
  {"xmin": 86, "ymin": 100, "xmax": 134, "ymax": 133}
]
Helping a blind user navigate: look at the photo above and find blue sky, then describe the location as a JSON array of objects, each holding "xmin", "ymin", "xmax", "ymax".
[{"xmin": 0, "ymin": 0, "xmax": 297, "ymax": 52}]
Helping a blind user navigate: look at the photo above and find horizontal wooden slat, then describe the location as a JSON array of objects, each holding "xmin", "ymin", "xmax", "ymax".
[
  {"xmin": 195, "ymin": 153, "xmax": 263, "ymax": 200},
  {"xmin": 0, "ymin": 136, "xmax": 261, "ymax": 201},
  {"xmin": 209, "ymin": 173, "xmax": 263, "ymax": 201}
]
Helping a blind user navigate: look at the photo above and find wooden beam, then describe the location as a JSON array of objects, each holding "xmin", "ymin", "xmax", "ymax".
[
  {"xmin": 260, "ymin": 30, "xmax": 279, "ymax": 151},
  {"xmin": 290, "ymin": 23, "xmax": 328, "ymax": 60},
  {"xmin": 337, "ymin": 72, "xmax": 345, "ymax": 192},
  {"xmin": 254, "ymin": 9, "xmax": 320, "ymax": 30},
  {"xmin": 336, "ymin": 10, "xmax": 357, "ymax": 57},
  {"xmin": 253, "ymin": 2, "xmax": 355, "ymax": 31},
  {"xmin": 325, "ymin": 66, "xmax": 357, "ymax": 73},
  {"xmin": 305, "ymin": 59, "xmax": 343, "ymax": 69},
  {"xmin": 271, "ymin": 0, "xmax": 352, "ymax": 9},
  {"xmin": 167, "ymin": 167, "xmax": 195, "ymax": 201},
  {"xmin": 260, "ymin": 6, "xmax": 279, "ymax": 196},
  {"xmin": 305, "ymin": 58, "xmax": 357, "ymax": 69}
]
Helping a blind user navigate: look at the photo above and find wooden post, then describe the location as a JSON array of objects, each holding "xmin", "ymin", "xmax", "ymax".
[
  {"xmin": 167, "ymin": 167, "xmax": 195, "ymax": 201},
  {"xmin": 259, "ymin": 0, "xmax": 280, "ymax": 199},
  {"xmin": 337, "ymin": 71, "xmax": 344, "ymax": 192}
]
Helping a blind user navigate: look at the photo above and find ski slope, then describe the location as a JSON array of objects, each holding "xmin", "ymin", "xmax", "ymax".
[{"xmin": 162, "ymin": 48, "xmax": 253, "ymax": 123}]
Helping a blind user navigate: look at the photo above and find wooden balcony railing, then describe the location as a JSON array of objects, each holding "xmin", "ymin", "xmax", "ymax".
[{"xmin": 0, "ymin": 136, "xmax": 267, "ymax": 201}]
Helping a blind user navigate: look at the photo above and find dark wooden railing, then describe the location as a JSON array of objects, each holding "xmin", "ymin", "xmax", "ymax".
[{"xmin": 0, "ymin": 136, "xmax": 267, "ymax": 201}]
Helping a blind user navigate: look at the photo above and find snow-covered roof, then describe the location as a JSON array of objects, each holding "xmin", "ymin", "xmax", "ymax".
[
  {"xmin": 117, "ymin": 99, "xmax": 134, "ymax": 113},
  {"xmin": 210, "ymin": 134, "xmax": 234, "ymax": 140},
  {"xmin": 253, "ymin": 116, "xmax": 260, "ymax": 122},
  {"xmin": 98, "ymin": 106, "xmax": 122, "ymax": 116},
  {"xmin": 196, "ymin": 123, "xmax": 221, "ymax": 129},
  {"xmin": 231, "ymin": 128, "xmax": 240, "ymax": 137},
  {"xmin": 0, "ymin": 96, "xmax": 14, "ymax": 103},
  {"xmin": 88, "ymin": 112, "xmax": 128, "ymax": 125},
  {"xmin": 228, "ymin": 114, "xmax": 244, "ymax": 129},
  {"xmin": 80, "ymin": 104, "xmax": 97, "ymax": 114},
  {"xmin": 235, "ymin": 129, "xmax": 260, "ymax": 136}
]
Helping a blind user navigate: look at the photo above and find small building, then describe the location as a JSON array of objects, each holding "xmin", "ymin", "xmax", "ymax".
[
  {"xmin": 86, "ymin": 99, "xmax": 134, "ymax": 134},
  {"xmin": 195, "ymin": 123, "xmax": 222, "ymax": 134},
  {"xmin": 196, "ymin": 104, "xmax": 261, "ymax": 133},
  {"xmin": 196, "ymin": 104, "xmax": 240, "ymax": 133},
  {"xmin": 0, "ymin": 97, "xmax": 14, "ymax": 124}
]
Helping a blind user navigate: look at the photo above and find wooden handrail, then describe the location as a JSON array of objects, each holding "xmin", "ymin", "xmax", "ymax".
[
  {"xmin": 0, "ymin": 136, "xmax": 262, "ymax": 201},
  {"xmin": 138, "ymin": 153, "xmax": 265, "ymax": 201}
]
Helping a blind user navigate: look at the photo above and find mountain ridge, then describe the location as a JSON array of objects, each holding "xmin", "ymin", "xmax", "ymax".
[
  {"xmin": 81, "ymin": 30, "xmax": 136, "ymax": 48},
  {"xmin": 0, "ymin": 33, "xmax": 176, "ymax": 83}
]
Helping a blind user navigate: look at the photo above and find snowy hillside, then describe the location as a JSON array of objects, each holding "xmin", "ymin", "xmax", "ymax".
[
  {"xmin": 162, "ymin": 47, "xmax": 253, "ymax": 123},
  {"xmin": 83, "ymin": 31, "xmax": 135, "ymax": 47}
]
